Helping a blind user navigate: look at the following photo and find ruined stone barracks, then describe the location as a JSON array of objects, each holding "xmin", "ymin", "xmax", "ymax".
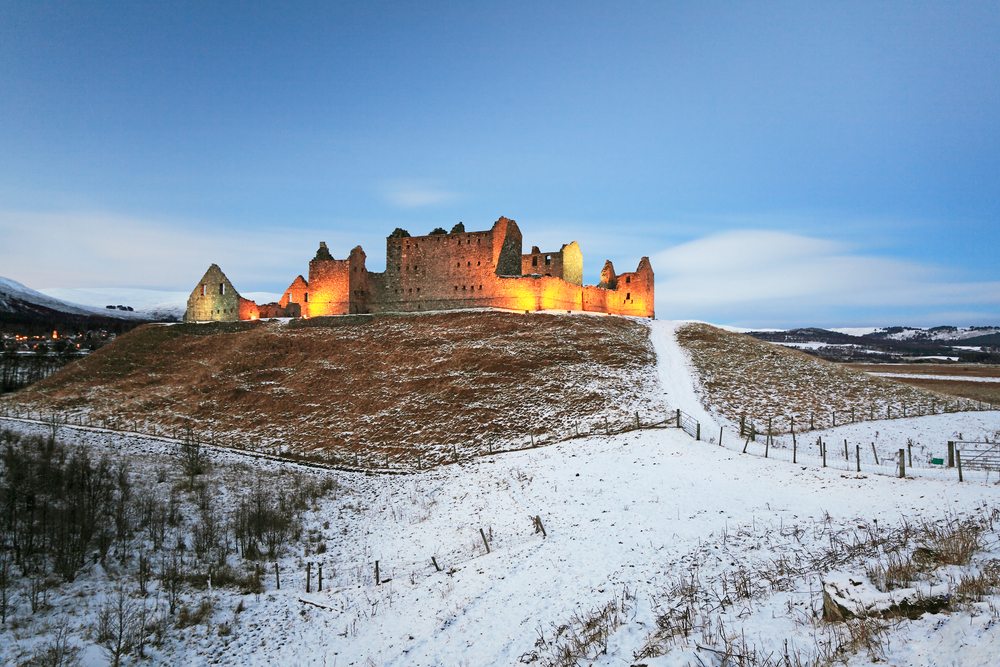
[{"xmin": 184, "ymin": 216, "xmax": 653, "ymax": 322}]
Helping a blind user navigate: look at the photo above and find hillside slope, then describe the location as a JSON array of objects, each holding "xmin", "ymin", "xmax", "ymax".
[
  {"xmin": 677, "ymin": 322, "xmax": 955, "ymax": 432},
  {"xmin": 1, "ymin": 312, "xmax": 667, "ymax": 463}
]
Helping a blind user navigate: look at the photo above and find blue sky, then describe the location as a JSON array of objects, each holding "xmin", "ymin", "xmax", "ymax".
[{"xmin": 1, "ymin": 1, "xmax": 998, "ymax": 327}]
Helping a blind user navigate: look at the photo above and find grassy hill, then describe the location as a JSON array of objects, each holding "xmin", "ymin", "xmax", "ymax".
[
  {"xmin": 1, "ymin": 312, "xmax": 667, "ymax": 464},
  {"xmin": 677, "ymin": 323, "xmax": 955, "ymax": 432}
]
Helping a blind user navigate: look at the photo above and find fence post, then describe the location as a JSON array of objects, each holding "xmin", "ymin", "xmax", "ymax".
[
  {"xmin": 855, "ymin": 445, "xmax": 860, "ymax": 473},
  {"xmin": 306, "ymin": 562, "xmax": 312, "ymax": 593},
  {"xmin": 635, "ymin": 412, "xmax": 640, "ymax": 429},
  {"xmin": 822, "ymin": 440, "xmax": 827, "ymax": 468},
  {"xmin": 871, "ymin": 443, "xmax": 879, "ymax": 465},
  {"xmin": 677, "ymin": 409, "xmax": 681, "ymax": 428},
  {"xmin": 957, "ymin": 450, "xmax": 964, "ymax": 482},
  {"xmin": 947, "ymin": 441, "xmax": 955, "ymax": 468},
  {"xmin": 695, "ymin": 422, "xmax": 701, "ymax": 441},
  {"xmin": 605, "ymin": 416, "xmax": 609, "ymax": 435},
  {"xmin": 792, "ymin": 436, "xmax": 797, "ymax": 464},
  {"xmin": 898, "ymin": 449, "xmax": 905, "ymax": 478},
  {"xmin": 480, "ymin": 528, "xmax": 491, "ymax": 554},
  {"xmin": 843, "ymin": 439, "xmax": 848, "ymax": 460},
  {"xmin": 719, "ymin": 426, "xmax": 723, "ymax": 447},
  {"xmin": 375, "ymin": 560, "xmax": 381, "ymax": 585},
  {"xmin": 907, "ymin": 442, "xmax": 912, "ymax": 467}
]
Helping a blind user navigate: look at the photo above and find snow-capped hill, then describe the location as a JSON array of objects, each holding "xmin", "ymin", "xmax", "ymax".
[
  {"xmin": 38, "ymin": 287, "xmax": 282, "ymax": 321},
  {"xmin": 871, "ymin": 325, "xmax": 1000, "ymax": 343},
  {"xmin": 39, "ymin": 286, "xmax": 187, "ymax": 320},
  {"xmin": 0, "ymin": 276, "xmax": 144, "ymax": 320}
]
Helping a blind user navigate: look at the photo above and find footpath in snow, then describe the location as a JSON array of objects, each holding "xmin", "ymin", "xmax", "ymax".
[{"xmin": 647, "ymin": 320, "xmax": 720, "ymax": 431}]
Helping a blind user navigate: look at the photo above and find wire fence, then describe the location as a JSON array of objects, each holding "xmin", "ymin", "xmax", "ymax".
[
  {"xmin": 0, "ymin": 403, "xmax": 686, "ymax": 474},
  {"xmin": 736, "ymin": 397, "xmax": 996, "ymax": 439}
]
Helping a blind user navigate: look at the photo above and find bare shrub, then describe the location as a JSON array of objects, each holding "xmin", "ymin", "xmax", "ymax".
[{"xmin": 523, "ymin": 587, "xmax": 635, "ymax": 666}]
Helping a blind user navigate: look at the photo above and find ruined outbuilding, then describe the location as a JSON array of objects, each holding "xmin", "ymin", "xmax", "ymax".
[{"xmin": 184, "ymin": 217, "xmax": 654, "ymax": 322}]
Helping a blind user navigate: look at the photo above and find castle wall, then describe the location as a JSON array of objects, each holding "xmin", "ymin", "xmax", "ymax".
[
  {"xmin": 307, "ymin": 257, "xmax": 351, "ymax": 317},
  {"xmin": 369, "ymin": 217, "xmax": 524, "ymax": 313},
  {"xmin": 184, "ymin": 217, "xmax": 655, "ymax": 321},
  {"xmin": 184, "ymin": 264, "xmax": 244, "ymax": 322},
  {"xmin": 279, "ymin": 276, "xmax": 309, "ymax": 312},
  {"xmin": 521, "ymin": 241, "xmax": 584, "ymax": 286}
]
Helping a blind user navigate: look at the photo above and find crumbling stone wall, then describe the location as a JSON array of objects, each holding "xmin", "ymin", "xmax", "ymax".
[
  {"xmin": 184, "ymin": 216, "xmax": 655, "ymax": 321},
  {"xmin": 522, "ymin": 241, "xmax": 583, "ymax": 286},
  {"xmin": 184, "ymin": 264, "xmax": 244, "ymax": 322}
]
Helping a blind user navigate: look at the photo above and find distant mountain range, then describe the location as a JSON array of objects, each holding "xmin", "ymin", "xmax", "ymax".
[
  {"xmin": 0, "ymin": 276, "xmax": 286, "ymax": 334},
  {"xmin": 749, "ymin": 326, "xmax": 1000, "ymax": 363},
  {"xmin": 0, "ymin": 277, "xmax": 152, "ymax": 334}
]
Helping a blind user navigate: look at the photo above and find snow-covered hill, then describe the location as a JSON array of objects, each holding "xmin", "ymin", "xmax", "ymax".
[
  {"xmin": 1, "ymin": 320, "xmax": 998, "ymax": 665},
  {"xmin": 39, "ymin": 287, "xmax": 282, "ymax": 321},
  {"xmin": 0, "ymin": 277, "xmax": 141, "ymax": 319}
]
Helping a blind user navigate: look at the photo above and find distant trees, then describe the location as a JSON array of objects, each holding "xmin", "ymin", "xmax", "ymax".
[{"xmin": 388, "ymin": 227, "xmax": 411, "ymax": 238}]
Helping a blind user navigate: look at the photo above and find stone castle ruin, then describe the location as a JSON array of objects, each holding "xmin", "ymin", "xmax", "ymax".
[{"xmin": 184, "ymin": 216, "xmax": 654, "ymax": 321}]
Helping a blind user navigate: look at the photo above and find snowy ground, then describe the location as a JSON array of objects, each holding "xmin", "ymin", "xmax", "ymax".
[{"xmin": 2, "ymin": 320, "xmax": 1000, "ymax": 666}]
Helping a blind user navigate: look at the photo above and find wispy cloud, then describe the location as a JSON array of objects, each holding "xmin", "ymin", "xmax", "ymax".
[
  {"xmin": 652, "ymin": 230, "xmax": 1000, "ymax": 327},
  {"xmin": 0, "ymin": 210, "xmax": 320, "ymax": 290},
  {"xmin": 382, "ymin": 181, "xmax": 459, "ymax": 209}
]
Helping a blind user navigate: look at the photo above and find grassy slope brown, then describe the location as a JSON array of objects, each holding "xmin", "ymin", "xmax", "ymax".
[
  {"xmin": 847, "ymin": 363, "xmax": 1000, "ymax": 406},
  {"xmin": 1, "ymin": 312, "xmax": 666, "ymax": 464},
  {"xmin": 677, "ymin": 323, "xmax": 957, "ymax": 432}
]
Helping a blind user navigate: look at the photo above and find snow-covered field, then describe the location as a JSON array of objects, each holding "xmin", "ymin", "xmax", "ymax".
[{"xmin": 2, "ymin": 320, "xmax": 1000, "ymax": 666}]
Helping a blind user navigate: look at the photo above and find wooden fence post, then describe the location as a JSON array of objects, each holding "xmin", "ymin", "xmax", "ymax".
[
  {"xmin": 306, "ymin": 562, "xmax": 312, "ymax": 593},
  {"xmin": 871, "ymin": 443, "xmax": 879, "ymax": 465},
  {"xmin": 957, "ymin": 451, "xmax": 963, "ymax": 482},
  {"xmin": 375, "ymin": 560, "xmax": 381, "ymax": 585},
  {"xmin": 719, "ymin": 426, "xmax": 723, "ymax": 447},
  {"xmin": 855, "ymin": 445, "xmax": 860, "ymax": 472},
  {"xmin": 696, "ymin": 422, "xmax": 701, "ymax": 441},
  {"xmin": 843, "ymin": 439, "xmax": 848, "ymax": 460},
  {"xmin": 947, "ymin": 441, "xmax": 955, "ymax": 468},
  {"xmin": 635, "ymin": 412, "xmax": 640, "ymax": 429},
  {"xmin": 275, "ymin": 562, "xmax": 281, "ymax": 590},
  {"xmin": 432, "ymin": 556, "xmax": 441, "ymax": 572},
  {"xmin": 822, "ymin": 440, "xmax": 827, "ymax": 468},
  {"xmin": 793, "ymin": 436, "xmax": 797, "ymax": 464},
  {"xmin": 898, "ymin": 449, "xmax": 905, "ymax": 478},
  {"xmin": 907, "ymin": 442, "xmax": 912, "ymax": 467},
  {"xmin": 480, "ymin": 528, "xmax": 491, "ymax": 554}
]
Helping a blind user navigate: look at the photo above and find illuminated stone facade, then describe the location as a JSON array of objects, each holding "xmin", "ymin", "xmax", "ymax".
[{"xmin": 183, "ymin": 217, "xmax": 654, "ymax": 322}]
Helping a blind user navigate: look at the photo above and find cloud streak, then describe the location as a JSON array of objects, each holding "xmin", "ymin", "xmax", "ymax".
[
  {"xmin": 382, "ymin": 181, "xmax": 459, "ymax": 209},
  {"xmin": 652, "ymin": 230, "xmax": 1000, "ymax": 326}
]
